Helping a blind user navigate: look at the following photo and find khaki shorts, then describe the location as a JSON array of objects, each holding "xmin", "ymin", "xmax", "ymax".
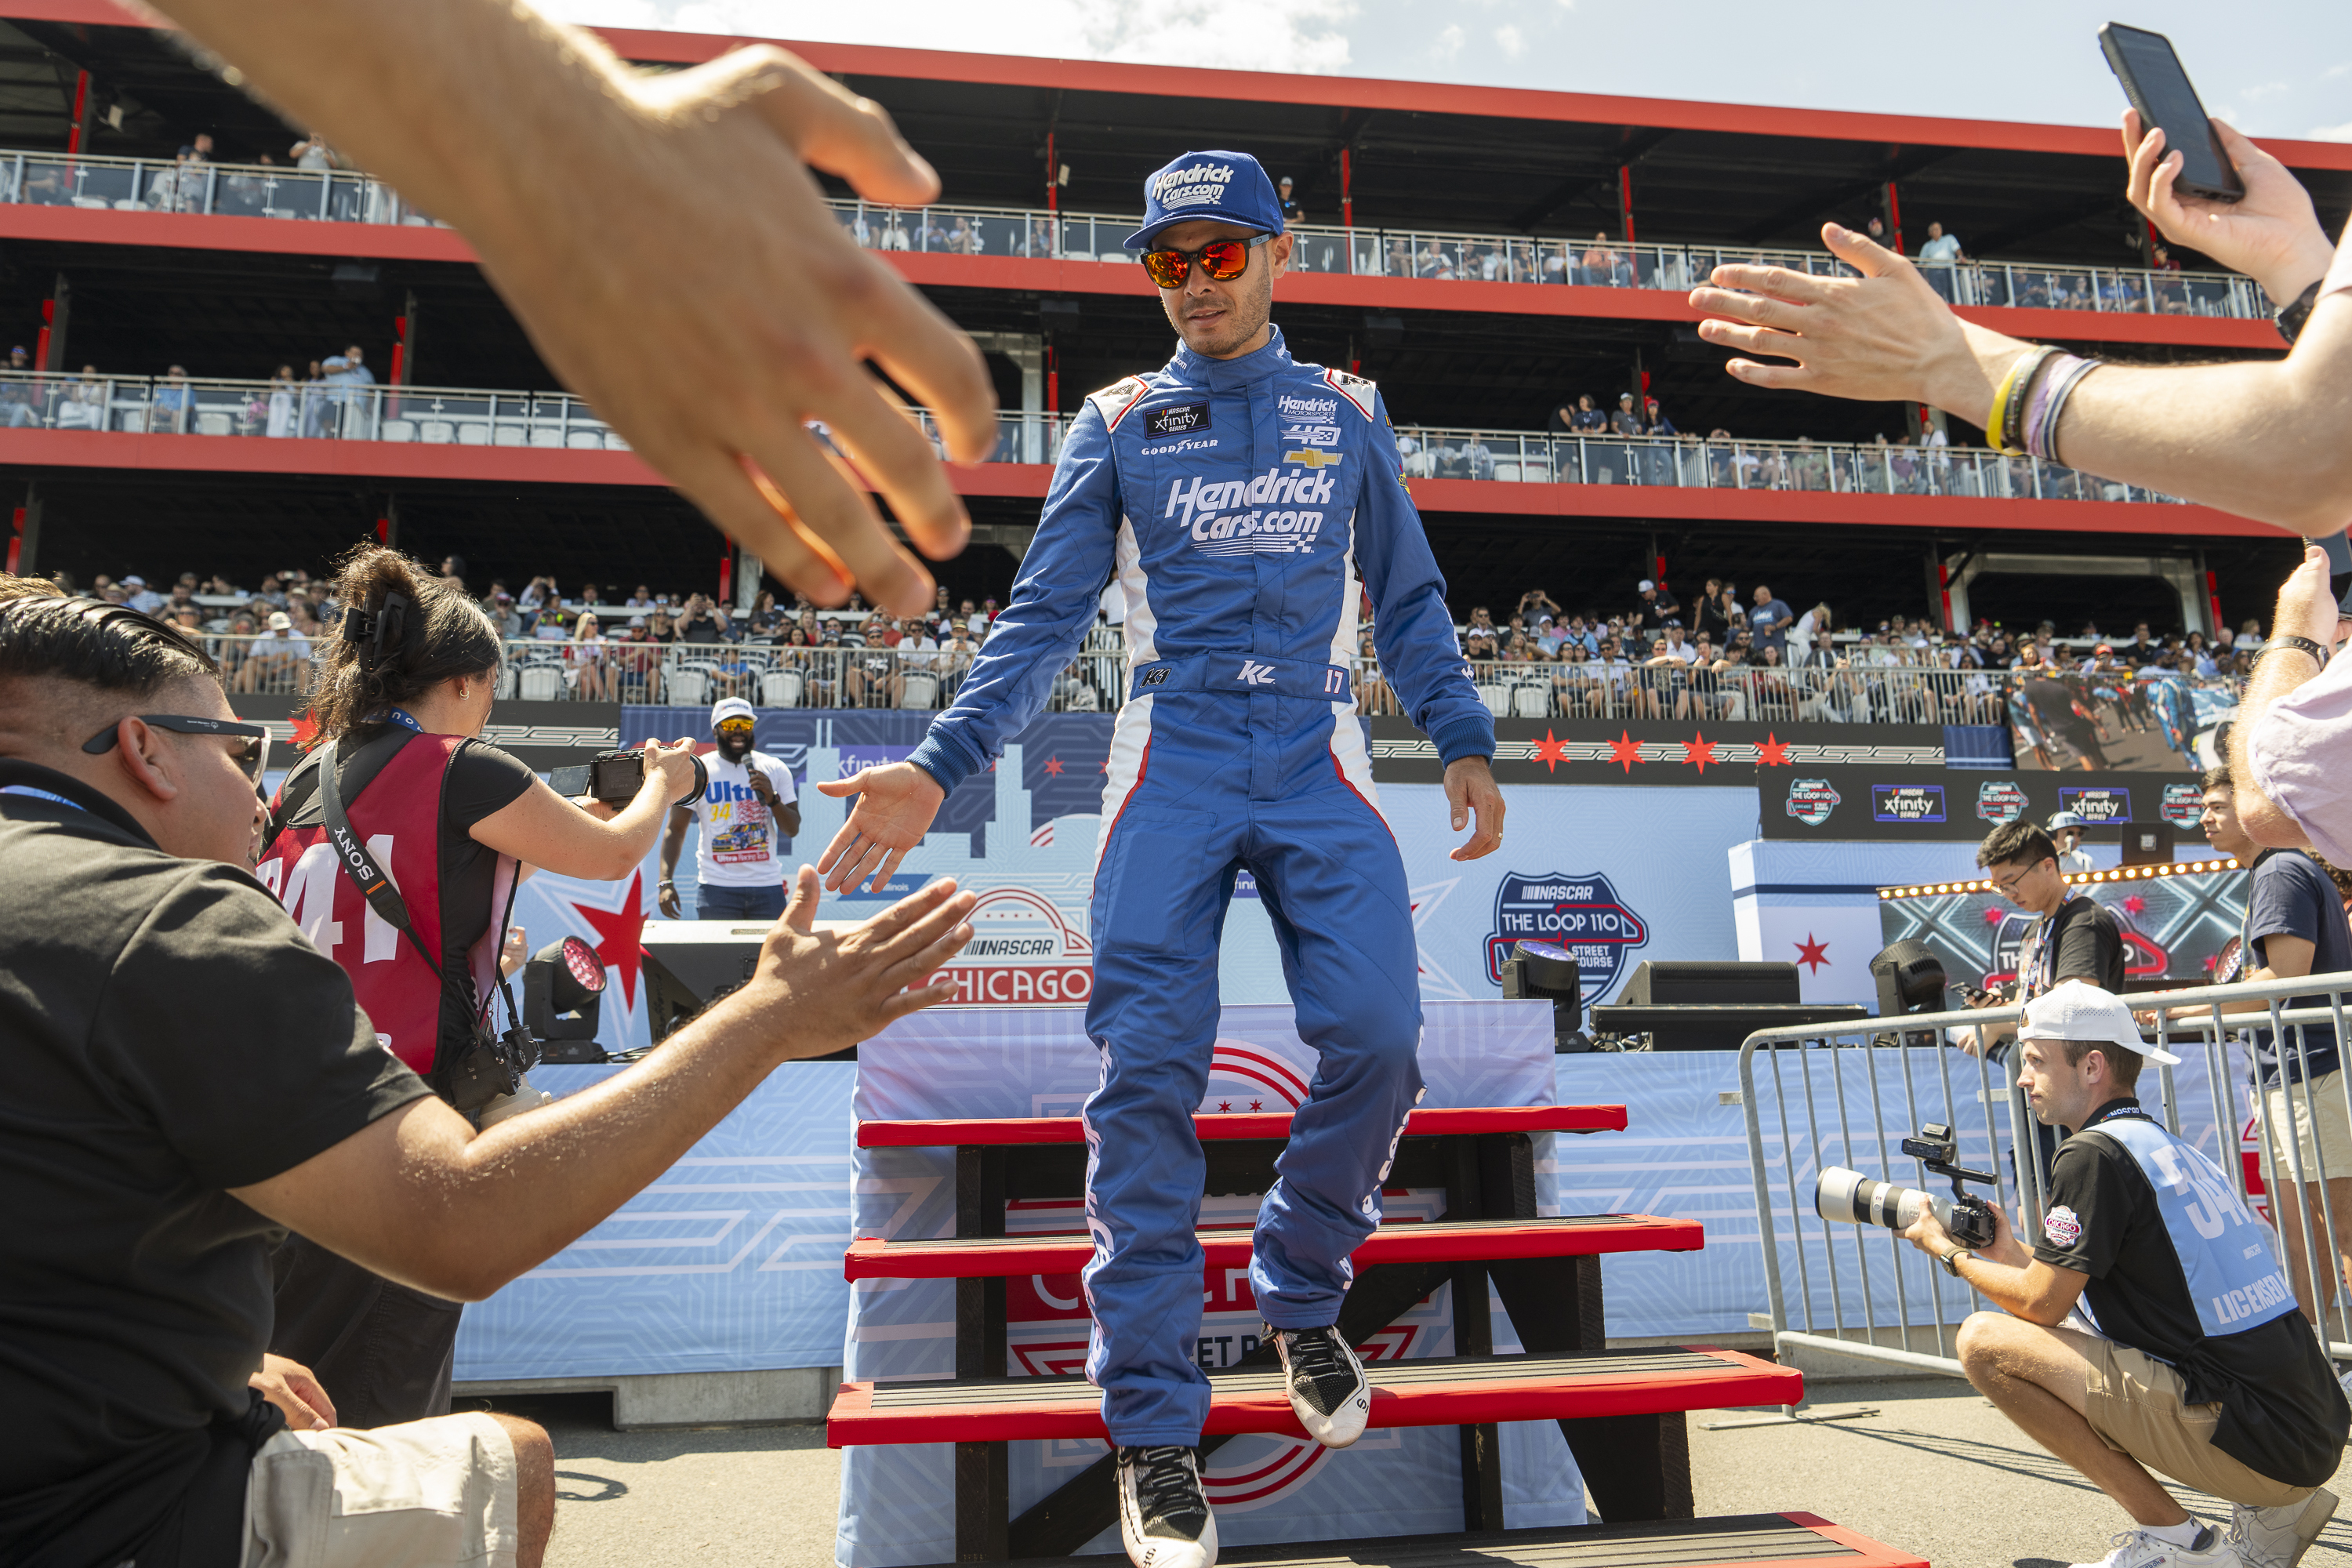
[
  {"xmin": 243, "ymin": 1411, "xmax": 517, "ymax": 1568},
  {"xmin": 2267, "ymin": 1070, "xmax": 2352, "ymax": 1184},
  {"xmin": 2084, "ymin": 1337, "xmax": 2312, "ymax": 1509}
]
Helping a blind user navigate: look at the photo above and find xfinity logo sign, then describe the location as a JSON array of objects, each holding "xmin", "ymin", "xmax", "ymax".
[{"xmin": 1237, "ymin": 660, "xmax": 1275, "ymax": 686}]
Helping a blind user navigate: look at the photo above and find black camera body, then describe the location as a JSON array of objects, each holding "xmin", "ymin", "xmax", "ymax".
[
  {"xmin": 551, "ymin": 749, "xmax": 708, "ymax": 804},
  {"xmin": 1901, "ymin": 1121, "xmax": 2000, "ymax": 1247}
]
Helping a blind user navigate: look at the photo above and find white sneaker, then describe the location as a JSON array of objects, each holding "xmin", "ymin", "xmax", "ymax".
[
  {"xmin": 2229, "ymin": 1489, "xmax": 2337, "ymax": 1568},
  {"xmin": 2069, "ymin": 1525, "xmax": 2239, "ymax": 1568},
  {"xmin": 1269, "ymin": 1324, "xmax": 1371, "ymax": 1448},
  {"xmin": 1115, "ymin": 1445, "xmax": 1217, "ymax": 1568}
]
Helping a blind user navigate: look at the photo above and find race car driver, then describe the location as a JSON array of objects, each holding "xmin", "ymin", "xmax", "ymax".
[{"xmin": 817, "ymin": 149, "xmax": 1502, "ymax": 1568}]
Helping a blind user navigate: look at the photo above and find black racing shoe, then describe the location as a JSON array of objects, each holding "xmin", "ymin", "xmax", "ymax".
[
  {"xmin": 1270, "ymin": 1323, "xmax": 1370, "ymax": 1448},
  {"xmin": 1115, "ymin": 1445, "xmax": 1217, "ymax": 1568}
]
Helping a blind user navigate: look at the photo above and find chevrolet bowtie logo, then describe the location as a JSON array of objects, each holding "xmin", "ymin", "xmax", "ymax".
[
  {"xmin": 1284, "ymin": 449, "xmax": 1342, "ymax": 469},
  {"xmin": 1236, "ymin": 659, "xmax": 1276, "ymax": 686}
]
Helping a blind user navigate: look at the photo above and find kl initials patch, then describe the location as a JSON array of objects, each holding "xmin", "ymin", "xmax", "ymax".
[
  {"xmin": 2044, "ymin": 1205, "xmax": 2083, "ymax": 1248},
  {"xmin": 1147, "ymin": 402, "xmax": 1210, "ymax": 436}
]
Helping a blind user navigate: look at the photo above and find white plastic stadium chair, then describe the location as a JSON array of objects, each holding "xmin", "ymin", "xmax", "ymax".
[
  {"xmin": 603, "ymin": 432, "xmax": 631, "ymax": 451},
  {"xmin": 419, "ymin": 420, "xmax": 454, "ymax": 444},
  {"xmin": 760, "ymin": 670, "xmax": 803, "ymax": 708},
  {"xmin": 1510, "ymin": 684, "xmax": 1551, "ymax": 718},
  {"xmin": 1492, "ymin": 463, "xmax": 1520, "ymax": 482},
  {"xmin": 1477, "ymin": 684, "xmax": 1511, "ymax": 717},
  {"xmin": 666, "ymin": 667, "xmax": 710, "ymax": 706},
  {"xmin": 565, "ymin": 430, "xmax": 603, "ymax": 449},
  {"xmin": 495, "ymin": 666, "xmax": 518, "ymax": 699},
  {"xmin": 456, "ymin": 421, "xmax": 491, "ymax": 445},
  {"xmin": 898, "ymin": 671, "xmax": 940, "ymax": 710},
  {"xmin": 194, "ymin": 412, "xmax": 232, "ymax": 437},
  {"xmin": 517, "ymin": 666, "xmax": 563, "ymax": 702},
  {"xmin": 528, "ymin": 427, "xmax": 563, "ymax": 448},
  {"xmin": 380, "ymin": 419, "xmax": 415, "ymax": 442}
]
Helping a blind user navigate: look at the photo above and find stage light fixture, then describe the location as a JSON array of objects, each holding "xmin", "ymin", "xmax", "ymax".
[
  {"xmin": 524, "ymin": 934, "xmax": 608, "ymax": 1062},
  {"xmin": 1501, "ymin": 938, "xmax": 1587, "ymax": 1052}
]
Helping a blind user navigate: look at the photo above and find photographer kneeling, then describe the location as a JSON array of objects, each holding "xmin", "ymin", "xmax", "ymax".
[
  {"xmin": 0, "ymin": 592, "xmax": 974, "ymax": 1566},
  {"xmin": 1907, "ymin": 982, "xmax": 2347, "ymax": 1568},
  {"xmin": 256, "ymin": 546, "xmax": 709, "ymax": 1429}
]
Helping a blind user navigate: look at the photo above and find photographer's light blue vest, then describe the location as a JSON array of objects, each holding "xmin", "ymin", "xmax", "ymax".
[{"xmin": 2076, "ymin": 1111, "xmax": 2297, "ymax": 1339}]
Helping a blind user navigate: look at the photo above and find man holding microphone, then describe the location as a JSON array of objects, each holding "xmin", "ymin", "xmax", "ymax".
[{"xmin": 661, "ymin": 697, "xmax": 800, "ymax": 922}]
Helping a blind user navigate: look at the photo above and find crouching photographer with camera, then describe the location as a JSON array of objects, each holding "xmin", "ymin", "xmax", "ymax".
[
  {"xmin": 256, "ymin": 546, "xmax": 703, "ymax": 1431},
  {"xmin": 1906, "ymin": 982, "xmax": 2347, "ymax": 1568},
  {"xmin": 0, "ymin": 590, "xmax": 975, "ymax": 1566}
]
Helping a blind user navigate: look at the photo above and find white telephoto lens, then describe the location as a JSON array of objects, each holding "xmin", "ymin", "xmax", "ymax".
[{"xmin": 1816, "ymin": 1165, "xmax": 1930, "ymax": 1231}]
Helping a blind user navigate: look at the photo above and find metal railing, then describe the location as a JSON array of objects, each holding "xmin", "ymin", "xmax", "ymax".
[
  {"xmin": 1740, "ymin": 967, "xmax": 2352, "ymax": 1394},
  {"xmin": 0, "ymin": 371, "xmax": 1056, "ymax": 463},
  {"xmin": 820, "ymin": 197, "xmax": 2274, "ymax": 321},
  {"xmin": 0, "ymin": 148, "xmax": 436, "ymax": 226},
  {"xmin": 2, "ymin": 370, "xmax": 2187, "ymax": 504},
  {"xmin": 1395, "ymin": 428, "xmax": 2182, "ymax": 504},
  {"xmin": 191, "ymin": 636, "xmax": 2233, "ymax": 742},
  {"xmin": 0, "ymin": 150, "xmax": 2272, "ymax": 321}
]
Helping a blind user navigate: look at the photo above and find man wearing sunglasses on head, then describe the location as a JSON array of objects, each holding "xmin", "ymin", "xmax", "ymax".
[{"xmin": 818, "ymin": 150, "xmax": 1503, "ymax": 1568}]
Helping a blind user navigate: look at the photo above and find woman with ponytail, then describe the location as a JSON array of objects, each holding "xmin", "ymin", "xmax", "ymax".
[{"xmin": 255, "ymin": 543, "xmax": 697, "ymax": 1428}]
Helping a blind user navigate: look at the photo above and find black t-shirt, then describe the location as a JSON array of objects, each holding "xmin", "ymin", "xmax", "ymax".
[
  {"xmin": 0, "ymin": 761, "xmax": 428, "ymax": 1566},
  {"xmin": 2027, "ymin": 895, "xmax": 2127, "ymax": 997},
  {"xmin": 674, "ymin": 614, "xmax": 724, "ymax": 644},
  {"xmin": 2245, "ymin": 849, "xmax": 2352, "ymax": 1084},
  {"xmin": 2035, "ymin": 1100, "xmax": 2349, "ymax": 1487},
  {"xmin": 276, "ymin": 732, "xmax": 535, "ymax": 1057}
]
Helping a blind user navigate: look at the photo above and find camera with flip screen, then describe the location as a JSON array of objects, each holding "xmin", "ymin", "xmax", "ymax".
[
  {"xmin": 550, "ymin": 749, "xmax": 707, "ymax": 805},
  {"xmin": 1816, "ymin": 1121, "xmax": 1999, "ymax": 1248}
]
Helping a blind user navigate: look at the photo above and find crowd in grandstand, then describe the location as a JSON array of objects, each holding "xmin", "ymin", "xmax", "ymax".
[{"xmin": 40, "ymin": 558, "xmax": 2256, "ymax": 730}]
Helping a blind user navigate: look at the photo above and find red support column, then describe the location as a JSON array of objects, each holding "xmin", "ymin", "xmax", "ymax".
[
  {"xmin": 1045, "ymin": 129, "xmax": 1058, "ymax": 216},
  {"xmin": 1340, "ymin": 147, "xmax": 1352, "ymax": 230},
  {"xmin": 2208, "ymin": 570, "xmax": 2226, "ymax": 638},
  {"xmin": 64, "ymin": 71, "xmax": 88, "ymax": 157},
  {"xmin": 717, "ymin": 552, "xmax": 733, "ymax": 604},
  {"xmin": 1884, "ymin": 179, "xmax": 1904, "ymax": 256},
  {"xmin": 1618, "ymin": 164, "xmax": 1636, "ymax": 244},
  {"xmin": 6, "ymin": 505, "xmax": 23, "ymax": 575}
]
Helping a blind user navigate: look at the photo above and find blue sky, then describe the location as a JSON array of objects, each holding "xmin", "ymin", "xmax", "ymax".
[{"xmin": 550, "ymin": 0, "xmax": 2350, "ymax": 142}]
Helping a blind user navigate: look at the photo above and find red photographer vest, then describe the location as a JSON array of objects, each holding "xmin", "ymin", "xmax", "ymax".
[{"xmin": 256, "ymin": 733, "xmax": 517, "ymax": 1076}]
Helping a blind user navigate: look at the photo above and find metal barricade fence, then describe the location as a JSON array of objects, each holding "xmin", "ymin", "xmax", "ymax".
[{"xmin": 1739, "ymin": 970, "xmax": 2352, "ymax": 1391}]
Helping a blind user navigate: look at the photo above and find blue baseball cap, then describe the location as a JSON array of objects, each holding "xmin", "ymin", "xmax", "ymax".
[{"xmin": 1123, "ymin": 151, "xmax": 1286, "ymax": 252}]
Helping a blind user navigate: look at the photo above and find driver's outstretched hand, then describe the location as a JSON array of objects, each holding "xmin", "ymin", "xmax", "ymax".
[
  {"xmin": 1445, "ymin": 756, "xmax": 1504, "ymax": 862},
  {"xmin": 817, "ymin": 761, "xmax": 947, "ymax": 894}
]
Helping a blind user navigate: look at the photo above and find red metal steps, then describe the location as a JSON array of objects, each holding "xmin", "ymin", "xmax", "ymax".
[
  {"xmin": 845, "ymin": 1213, "xmax": 1704, "ymax": 1281},
  {"xmin": 828, "ymin": 1346, "xmax": 1800, "ymax": 1446},
  {"xmin": 857, "ymin": 1103, "xmax": 1628, "ymax": 1147},
  {"xmin": 904, "ymin": 1514, "xmax": 1928, "ymax": 1568}
]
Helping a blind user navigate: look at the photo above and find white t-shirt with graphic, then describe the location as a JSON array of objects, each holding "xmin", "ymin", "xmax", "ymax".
[{"xmin": 687, "ymin": 750, "xmax": 797, "ymax": 888}]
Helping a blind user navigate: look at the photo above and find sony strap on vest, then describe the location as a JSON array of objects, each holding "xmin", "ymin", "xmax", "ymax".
[{"xmin": 311, "ymin": 735, "xmax": 535, "ymax": 1112}]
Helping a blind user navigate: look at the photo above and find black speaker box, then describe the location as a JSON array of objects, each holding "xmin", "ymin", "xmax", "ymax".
[
  {"xmin": 1618, "ymin": 960, "xmax": 1802, "ymax": 1006},
  {"xmin": 2119, "ymin": 820, "xmax": 2175, "ymax": 866}
]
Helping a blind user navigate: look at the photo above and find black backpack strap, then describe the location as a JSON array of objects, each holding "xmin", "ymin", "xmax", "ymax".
[{"xmin": 314, "ymin": 735, "xmax": 441, "ymax": 977}]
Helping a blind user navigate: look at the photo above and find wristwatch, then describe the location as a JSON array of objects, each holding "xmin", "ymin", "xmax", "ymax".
[
  {"xmin": 2252, "ymin": 635, "xmax": 2328, "ymax": 672},
  {"xmin": 2278, "ymin": 279, "xmax": 2324, "ymax": 347},
  {"xmin": 1940, "ymin": 1247, "xmax": 1971, "ymax": 1277}
]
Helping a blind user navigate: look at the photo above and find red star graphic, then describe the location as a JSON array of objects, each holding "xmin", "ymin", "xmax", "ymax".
[
  {"xmin": 1044, "ymin": 755, "xmax": 1064, "ymax": 776},
  {"xmin": 1249, "ymin": 1101, "xmax": 1263, "ymax": 1111},
  {"xmin": 1682, "ymin": 731, "xmax": 1719, "ymax": 772},
  {"xmin": 1100, "ymin": 758, "xmax": 1109, "ymax": 771},
  {"xmin": 2123, "ymin": 895, "xmax": 2146, "ymax": 915},
  {"xmin": 1530, "ymin": 728, "xmax": 1570, "ymax": 774},
  {"xmin": 1983, "ymin": 906, "xmax": 2006, "ymax": 925},
  {"xmin": 1217, "ymin": 1102, "xmax": 1232, "ymax": 1112},
  {"xmin": 290, "ymin": 708, "xmax": 320, "ymax": 750},
  {"xmin": 1606, "ymin": 730, "xmax": 1642, "ymax": 773},
  {"xmin": 571, "ymin": 871, "xmax": 649, "ymax": 1011},
  {"xmin": 1794, "ymin": 932, "xmax": 1831, "ymax": 974},
  {"xmin": 1755, "ymin": 732, "xmax": 1791, "ymax": 768}
]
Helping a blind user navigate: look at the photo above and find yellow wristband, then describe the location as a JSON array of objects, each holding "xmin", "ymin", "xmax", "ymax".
[{"xmin": 1987, "ymin": 346, "xmax": 2057, "ymax": 456}]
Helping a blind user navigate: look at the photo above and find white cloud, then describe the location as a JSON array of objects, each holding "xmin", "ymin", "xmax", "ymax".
[
  {"xmin": 1494, "ymin": 23, "xmax": 1525, "ymax": 56},
  {"xmin": 1433, "ymin": 23, "xmax": 1465, "ymax": 61},
  {"xmin": 2309, "ymin": 121, "xmax": 2352, "ymax": 142},
  {"xmin": 545, "ymin": 0, "xmax": 1359, "ymax": 74},
  {"xmin": 2242, "ymin": 82, "xmax": 2289, "ymax": 102}
]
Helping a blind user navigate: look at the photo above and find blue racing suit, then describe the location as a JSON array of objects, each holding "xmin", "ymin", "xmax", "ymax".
[{"xmin": 908, "ymin": 325, "xmax": 1494, "ymax": 1445}]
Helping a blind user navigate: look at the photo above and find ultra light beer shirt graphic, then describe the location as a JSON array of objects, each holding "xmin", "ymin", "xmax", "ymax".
[{"xmin": 1484, "ymin": 870, "xmax": 1650, "ymax": 1002}]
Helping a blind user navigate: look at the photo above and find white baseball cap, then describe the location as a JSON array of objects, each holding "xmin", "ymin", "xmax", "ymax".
[
  {"xmin": 1639, "ymin": 579, "xmax": 1656, "ymax": 592},
  {"xmin": 267, "ymin": 611, "xmax": 292, "ymax": 630},
  {"xmin": 710, "ymin": 696, "xmax": 756, "ymax": 728},
  {"xmin": 2018, "ymin": 981, "xmax": 2182, "ymax": 1065}
]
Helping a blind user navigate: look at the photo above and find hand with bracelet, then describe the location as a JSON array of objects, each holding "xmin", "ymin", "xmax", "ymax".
[{"xmin": 1686, "ymin": 108, "xmax": 2352, "ymax": 537}]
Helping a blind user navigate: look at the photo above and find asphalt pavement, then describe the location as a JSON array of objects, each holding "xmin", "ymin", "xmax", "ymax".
[{"xmin": 485, "ymin": 1377, "xmax": 2352, "ymax": 1568}]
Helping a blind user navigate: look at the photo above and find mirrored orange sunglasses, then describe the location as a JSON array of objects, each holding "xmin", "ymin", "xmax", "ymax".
[{"xmin": 1140, "ymin": 234, "xmax": 1271, "ymax": 290}]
